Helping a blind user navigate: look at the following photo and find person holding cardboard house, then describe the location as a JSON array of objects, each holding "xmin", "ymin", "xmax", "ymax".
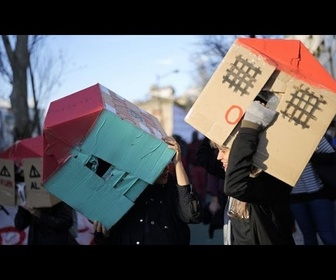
[
  {"xmin": 196, "ymin": 101, "xmax": 295, "ymax": 245},
  {"xmin": 92, "ymin": 136, "xmax": 203, "ymax": 245},
  {"xmin": 14, "ymin": 166, "xmax": 79, "ymax": 245},
  {"xmin": 14, "ymin": 202, "xmax": 79, "ymax": 245}
]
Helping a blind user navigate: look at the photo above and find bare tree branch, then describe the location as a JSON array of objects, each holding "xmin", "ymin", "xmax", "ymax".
[{"xmin": 0, "ymin": 35, "xmax": 66, "ymax": 144}]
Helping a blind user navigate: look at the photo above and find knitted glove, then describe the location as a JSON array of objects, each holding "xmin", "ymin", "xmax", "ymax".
[{"xmin": 243, "ymin": 101, "xmax": 278, "ymax": 129}]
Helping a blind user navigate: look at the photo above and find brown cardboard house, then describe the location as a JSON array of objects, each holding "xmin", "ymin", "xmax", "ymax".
[{"xmin": 185, "ymin": 38, "xmax": 336, "ymax": 186}]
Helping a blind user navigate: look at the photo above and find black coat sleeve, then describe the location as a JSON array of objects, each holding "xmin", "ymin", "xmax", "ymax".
[
  {"xmin": 36, "ymin": 202, "xmax": 74, "ymax": 231},
  {"xmin": 176, "ymin": 183, "xmax": 203, "ymax": 224},
  {"xmin": 14, "ymin": 206, "xmax": 34, "ymax": 231},
  {"xmin": 15, "ymin": 202, "xmax": 74, "ymax": 232},
  {"xmin": 224, "ymin": 127, "xmax": 292, "ymax": 203}
]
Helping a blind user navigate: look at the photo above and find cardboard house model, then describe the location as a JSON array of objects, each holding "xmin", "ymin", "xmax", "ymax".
[
  {"xmin": 185, "ymin": 38, "xmax": 336, "ymax": 186},
  {"xmin": 42, "ymin": 83, "xmax": 175, "ymax": 229},
  {"xmin": 0, "ymin": 135, "xmax": 59, "ymax": 207}
]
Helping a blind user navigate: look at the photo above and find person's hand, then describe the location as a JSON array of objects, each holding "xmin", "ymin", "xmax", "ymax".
[
  {"xmin": 243, "ymin": 100, "xmax": 278, "ymax": 129},
  {"xmin": 162, "ymin": 136, "xmax": 181, "ymax": 164},
  {"xmin": 93, "ymin": 221, "xmax": 110, "ymax": 237}
]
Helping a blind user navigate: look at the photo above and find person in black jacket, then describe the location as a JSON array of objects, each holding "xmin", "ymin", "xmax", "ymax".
[
  {"xmin": 14, "ymin": 201, "xmax": 78, "ymax": 245},
  {"xmin": 14, "ymin": 166, "xmax": 78, "ymax": 245},
  {"xmin": 93, "ymin": 136, "xmax": 203, "ymax": 245},
  {"xmin": 196, "ymin": 101, "xmax": 295, "ymax": 245}
]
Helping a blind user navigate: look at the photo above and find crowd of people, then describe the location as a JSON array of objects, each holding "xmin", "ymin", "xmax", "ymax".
[{"xmin": 3, "ymin": 98, "xmax": 336, "ymax": 245}]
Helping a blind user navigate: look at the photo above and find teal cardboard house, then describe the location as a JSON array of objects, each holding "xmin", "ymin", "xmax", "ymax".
[{"xmin": 42, "ymin": 83, "xmax": 175, "ymax": 229}]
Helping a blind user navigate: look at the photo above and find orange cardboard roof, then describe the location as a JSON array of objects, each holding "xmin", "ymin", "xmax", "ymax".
[
  {"xmin": 237, "ymin": 38, "xmax": 336, "ymax": 93},
  {"xmin": 0, "ymin": 135, "xmax": 43, "ymax": 160}
]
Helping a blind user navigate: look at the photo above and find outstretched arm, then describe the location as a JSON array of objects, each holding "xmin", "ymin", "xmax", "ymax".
[{"xmin": 162, "ymin": 136, "xmax": 189, "ymax": 186}]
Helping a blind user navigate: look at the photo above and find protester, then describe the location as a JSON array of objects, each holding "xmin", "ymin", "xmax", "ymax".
[
  {"xmin": 196, "ymin": 101, "xmax": 295, "ymax": 245},
  {"xmin": 14, "ymin": 202, "xmax": 79, "ymax": 245},
  {"xmin": 290, "ymin": 136, "xmax": 336, "ymax": 245},
  {"xmin": 14, "ymin": 166, "xmax": 79, "ymax": 245},
  {"xmin": 93, "ymin": 136, "xmax": 203, "ymax": 245},
  {"xmin": 186, "ymin": 130, "xmax": 208, "ymax": 205}
]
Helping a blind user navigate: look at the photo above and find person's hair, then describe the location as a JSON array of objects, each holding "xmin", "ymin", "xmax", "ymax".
[
  {"xmin": 210, "ymin": 140, "xmax": 228, "ymax": 151},
  {"xmin": 209, "ymin": 140, "xmax": 264, "ymax": 220}
]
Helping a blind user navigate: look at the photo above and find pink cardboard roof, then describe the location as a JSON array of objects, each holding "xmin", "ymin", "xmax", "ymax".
[
  {"xmin": 43, "ymin": 84, "xmax": 104, "ymax": 182},
  {"xmin": 237, "ymin": 38, "xmax": 336, "ymax": 93},
  {"xmin": 0, "ymin": 135, "xmax": 43, "ymax": 161}
]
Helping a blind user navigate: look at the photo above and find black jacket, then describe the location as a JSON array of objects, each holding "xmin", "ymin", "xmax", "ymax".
[
  {"xmin": 14, "ymin": 201, "xmax": 78, "ymax": 245},
  {"xmin": 196, "ymin": 128, "xmax": 295, "ymax": 245},
  {"xmin": 94, "ymin": 174, "xmax": 202, "ymax": 245}
]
